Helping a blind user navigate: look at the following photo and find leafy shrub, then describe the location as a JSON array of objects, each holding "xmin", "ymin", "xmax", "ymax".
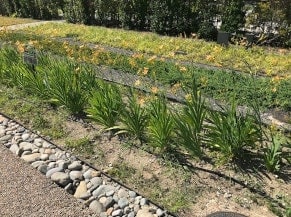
[
  {"xmin": 205, "ymin": 100, "xmax": 261, "ymax": 163},
  {"xmin": 147, "ymin": 96, "xmax": 174, "ymax": 152},
  {"xmin": 110, "ymin": 91, "xmax": 148, "ymax": 144},
  {"xmin": 0, "ymin": 0, "xmax": 63, "ymax": 19},
  {"xmin": 64, "ymin": 0, "xmax": 96, "ymax": 24},
  {"xmin": 87, "ymin": 81, "xmax": 123, "ymax": 128},
  {"xmin": 119, "ymin": 0, "xmax": 149, "ymax": 30},
  {"xmin": 16, "ymin": 65, "xmax": 49, "ymax": 99},
  {"xmin": 150, "ymin": 0, "xmax": 197, "ymax": 35},
  {"xmin": 220, "ymin": 0, "xmax": 245, "ymax": 33},
  {"xmin": 263, "ymin": 134, "xmax": 283, "ymax": 172},
  {"xmin": 263, "ymin": 133, "xmax": 291, "ymax": 172},
  {"xmin": 0, "ymin": 47, "xmax": 46, "ymax": 97},
  {"xmin": 64, "ymin": 0, "xmax": 84, "ymax": 23},
  {"xmin": 44, "ymin": 57, "xmax": 96, "ymax": 115},
  {"xmin": 174, "ymin": 80, "xmax": 206, "ymax": 158},
  {"xmin": 93, "ymin": 0, "xmax": 121, "ymax": 27},
  {"xmin": 0, "ymin": 47, "xmax": 22, "ymax": 86},
  {"xmin": 197, "ymin": 21, "xmax": 218, "ymax": 41}
]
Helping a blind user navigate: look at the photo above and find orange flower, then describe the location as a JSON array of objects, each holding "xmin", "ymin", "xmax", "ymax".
[
  {"xmin": 138, "ymin": 97, "xmax": 145, "ymax": 106},
  {"xmin": 206, "ymin": 55, "xmax": 214, "ymax": 61},
  {"xmin": 129, "ymin": 59, "xmax": 136, "ymax": 67},
  {"xmin": 17, "ymin": 46, "xmax": 25, "ymax": 53},
  {"xmin": 132, "ymin": 53, "xmax": 142, "ymax": 59},
  {"xmin": 93, "ymin": 50, "xmax": 100, "ymax": 57},
  {"xmin": 151, "ymin": 86, "xmax": 158, "ymax": 94},
  {"xmin": 272, "ymin": 75, "xmax": 281, "ymax": 83},
  {"xmin": 169, "ymin": 52, "xmax": 175, "ymax": 57},
  {"xmin": 147, "ymin": 55, "xmax": 157, "ymax": 62},
  {"xmin": 179, "ymin": 66, "xmax": 187, "ymax": 72},
  {"xmin": 185, "ymin": 94, "xmax": 191, "ymax": 101},
  {"xmin": 143, "ymin": 67, "xmax": 149, "ymax": 75},
  {"xmin": 15, "ymin": 41, "xmax": 25, "ymax": 53},
  {"xmin": 171, "ymin": 83, "xmax": 181, "ymax": 93},
  {"xmin": 135, "ymin": 79, "xmax": 141, "ymax": 86}
]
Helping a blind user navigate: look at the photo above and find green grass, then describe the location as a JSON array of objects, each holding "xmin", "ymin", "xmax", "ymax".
[
  {"xmin": 107, "ymin": 162, "xmax": 137, "ymax": 182},
  {"xmin": 0, "ymin": 85, "xmax": 67, "ymax": 139},
  {"xmin": 22, "ymin": 22, "xmax": 291, "ymax": 76},
  {"xmin": 65, "ymin": 137, "xmax": 95, "ymax": 154}
]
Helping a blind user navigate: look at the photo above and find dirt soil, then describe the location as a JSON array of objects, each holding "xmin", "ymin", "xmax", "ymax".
[{"xmin": 51, "ymin": 119, "xmax": 290, "ymax": 217}]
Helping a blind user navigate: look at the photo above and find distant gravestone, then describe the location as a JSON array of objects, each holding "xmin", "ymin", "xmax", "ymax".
[
  {"xmin": 23, "ymin": 49, "xmax": 37, "ymax": 66},
  {"xmin": 206, "ymin": 211, "xmax": 247, "ymax": 217},
  {"xmin": 217, "ymin": 32, "xmax": 230, "ymax": 46},
  {"xmin": 23, "ymin": 44, "xmax": 38, "ymax": 70},
  {"xmin": 245, "ymin": 33, "xmax": 255, "ymax": 48},
  {"xmin": 246, "ymin": 33, "xmax": 254, "ymax": 44}
]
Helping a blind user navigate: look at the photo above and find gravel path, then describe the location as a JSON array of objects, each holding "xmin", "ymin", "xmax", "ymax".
[{"xmin": 0, "ymin": 143, "xmax": 95, "ymax": 217}]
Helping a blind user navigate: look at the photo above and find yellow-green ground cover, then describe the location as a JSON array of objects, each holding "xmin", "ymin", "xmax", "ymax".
[
  {"xmin": 23, "ymin": 22, "xmax": 291, "ymax": 77},
  {"xmin": 0, "ymin": 16, "xmax": 38, "ymax": 27}
]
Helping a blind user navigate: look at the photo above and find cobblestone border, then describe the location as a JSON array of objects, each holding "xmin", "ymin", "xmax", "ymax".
[{"xmin": 0, "ymin": 113, "xmax": 176, "ymax": 217}]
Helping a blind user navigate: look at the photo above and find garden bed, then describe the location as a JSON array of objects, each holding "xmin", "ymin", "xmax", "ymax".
[
  {"xmin": 0, "ymin": 45, "xmax": 290, "ymax": 216},
  {"xmin": 0, "ymin": 34, "xmax": 290, "ymax": 112},
  {"xmin": 0, "ymin": 85, "xmax": 290, "ymax": 217},
  {"xmin": 0, "ymin": 19, "xmax": 290, "ymax": 216}
]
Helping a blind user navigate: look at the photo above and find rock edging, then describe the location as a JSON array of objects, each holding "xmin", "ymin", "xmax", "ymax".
[{"xmin": 0, "ymin": 114, "xmax": 174, "ymax": 217}]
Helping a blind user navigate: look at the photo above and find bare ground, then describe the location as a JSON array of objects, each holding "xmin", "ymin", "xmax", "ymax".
[{"xmin": 52, "ymin": 119, "xmax": 291, "ymax": 217}]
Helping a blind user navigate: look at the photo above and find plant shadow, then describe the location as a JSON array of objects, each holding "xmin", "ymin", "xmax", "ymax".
[{"xmin": 158, "ymin": 147, "xmax": 289, "ymax": 208}]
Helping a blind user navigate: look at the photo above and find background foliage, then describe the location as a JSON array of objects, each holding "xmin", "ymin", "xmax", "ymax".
[{"xmin": 0, "ymin": 0, "xmax": 290, "ymax": 47}]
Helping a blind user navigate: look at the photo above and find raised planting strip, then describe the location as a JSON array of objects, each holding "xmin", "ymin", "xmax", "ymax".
[{"xmin": 0, "ymin": 113, "xmax": 175, "ymax": 217}]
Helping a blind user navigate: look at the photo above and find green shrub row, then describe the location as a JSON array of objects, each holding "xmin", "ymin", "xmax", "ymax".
[
  {"xmin": 63, "ymin": 0, "xmax": 245, "ymax": 40},
  {"xmin": 0, "ymin": 0, "xmax": 64, "ymax": 19},
  {"xmin": 0, "ymin": 46, "xmax": 289, "ymax": 172}
]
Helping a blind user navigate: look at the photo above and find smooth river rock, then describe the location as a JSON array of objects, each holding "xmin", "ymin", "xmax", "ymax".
[
  {"xmin": 136, "ymin": 207, "xmax": 155, "ymax": 217},
  {"xmin": 89, "ymin": 200, "xmax": 104, "ymax": 214},
  {"xmin": 74, "ymin": 181, "xmax": 87, "ymax": 199},
  {"xmin": 51, "ymin": 172, "xmax": 71, "ymax": 187},
  {"xmin": 21, "ymin": 153, "xmax": 41, "ymax": 163}
]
